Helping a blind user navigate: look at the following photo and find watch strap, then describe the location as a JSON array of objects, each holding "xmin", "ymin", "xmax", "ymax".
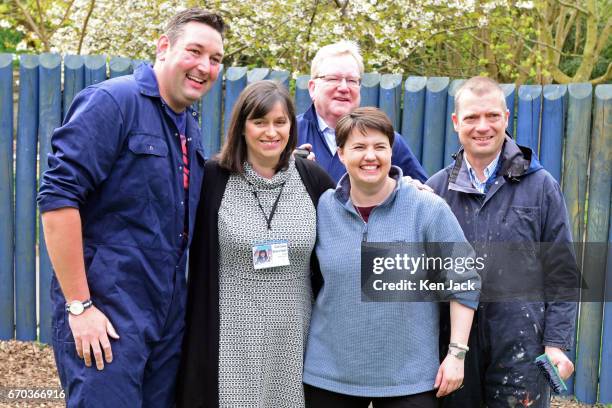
[{"xmin": 65, "ymin": 299, "xmax": 93, "ymax": 314}]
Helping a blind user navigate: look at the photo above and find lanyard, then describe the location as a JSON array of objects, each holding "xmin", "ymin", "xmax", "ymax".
[{"xmin": 247, "ymin": 181, "xmax": 286, "ymax": 230}]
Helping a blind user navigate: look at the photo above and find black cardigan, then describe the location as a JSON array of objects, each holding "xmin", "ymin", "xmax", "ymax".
[{"xmin": 176, "ymin": 158, "xmax": 335, "ymax": 408}]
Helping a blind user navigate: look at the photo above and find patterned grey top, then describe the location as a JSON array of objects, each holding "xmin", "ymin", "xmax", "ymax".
[{"xmin": 218, "ymin": 158, "xmax": 316, "ymax": 408}]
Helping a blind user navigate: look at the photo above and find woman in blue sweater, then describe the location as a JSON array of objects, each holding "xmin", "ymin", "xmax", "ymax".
[{"xmin": 303, "ymin": 107, "xmax": 481, "ymax": 407}]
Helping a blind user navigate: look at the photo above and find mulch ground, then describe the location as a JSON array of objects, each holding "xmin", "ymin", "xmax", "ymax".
[{"xmin": 0, "ymin": 340, "xmax": 607, "ymax": 407}]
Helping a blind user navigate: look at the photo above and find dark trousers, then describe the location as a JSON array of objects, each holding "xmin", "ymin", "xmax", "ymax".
[
  {"xmin": 439, "ymin": 303, "xmax": 551, "ymax": 408},
  {"xmin": 304, "ymin": 383, "xmax": 439, "ymax": 408}
]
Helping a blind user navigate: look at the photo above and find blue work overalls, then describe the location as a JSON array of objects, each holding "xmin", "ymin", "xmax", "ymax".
[{"xmin": 38, "ymin": 64, "xmax": 206, "ymax": 408}]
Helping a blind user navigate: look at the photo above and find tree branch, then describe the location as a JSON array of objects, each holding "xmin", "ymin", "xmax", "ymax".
[
  {"xmin": 77, "ymin": 0, "xmax": 96, "ymax": 54},
  {"xmin": 302, "ymin": 0, "xmax": 320, "ymax": 70},
  {"xmin": 224, "ymin": 44, "xmax": 249, "ymax": 58},
  {"xmin": 333, "ymin": 0, "xmax": 349, "ymax": 17},
  {"xmin": 556, "ymin": 0, "xmax": 590, "ymax": 16},
  {"xmin": 58, "ymin": 0, "xmax": 77, "ymax": 27},
  {"xmin": 590, "ymin": 62, "xmax": 612, "ymax": 85},
  {"xmin": 35, "ymin": 0, "xmax": 44, "ymax": 33},
  {"xmin": 573, "ymin": 0, "xmax": 598, "ymax": 80},
  {"xmin": 594, "ymin": 18, "xmax": 611, "ymax": 56},
  {"xmin": 556, "ymin": 8, "xmax": 577, "ymax": 52},
  {"xmin": 550, "ymin": 63, "xmax": 574, "ymax": 83},
  {"xmin": 13, "ymin": 0, "xmax": 49, "ymax": 50}
]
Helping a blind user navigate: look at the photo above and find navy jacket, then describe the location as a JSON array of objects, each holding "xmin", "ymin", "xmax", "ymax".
[
  {"xmin": 427, "ymin": 136, "xmax": 577, "ymax": 349},
  {"xmin": 297, "ymin": 105, "xmax": 428, "ymax": 183},
  {"xmin": 38, "ymin": 64, "xmax": 206, "ymax": 341}
]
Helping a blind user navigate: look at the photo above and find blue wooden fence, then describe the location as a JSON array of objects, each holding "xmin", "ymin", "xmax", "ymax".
[{"xmin": 0, "ymin": 53, "xmax": 610, "ymax": 404}]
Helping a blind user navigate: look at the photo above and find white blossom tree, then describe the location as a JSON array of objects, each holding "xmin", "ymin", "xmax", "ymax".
[{"xmin": 3, "ymin": 0, "xmax": 610, "ymax": 83}]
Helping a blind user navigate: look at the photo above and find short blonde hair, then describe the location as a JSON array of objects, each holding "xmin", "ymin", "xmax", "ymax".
[
  {"xmin": 310, "ymin": 41, "xmax": 365, "ymax": 78},
  {"xmin": 454, "ymin": 76, "xmax": 507, "ymax": 115}
]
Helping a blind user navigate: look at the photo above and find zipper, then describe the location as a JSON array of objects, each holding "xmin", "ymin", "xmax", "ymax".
[{"xmin": 353, "ymin": 204, "xmax": 369, "ymax": 242}]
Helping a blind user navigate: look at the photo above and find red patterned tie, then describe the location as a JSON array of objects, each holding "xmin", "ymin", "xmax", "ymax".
[{"xmin": 180, "ymin": 134, "xmax": 189, "ymax": 190}]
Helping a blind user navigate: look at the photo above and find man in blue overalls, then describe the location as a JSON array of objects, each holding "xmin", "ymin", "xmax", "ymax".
[{"xmin": 37, "ymin": 8, "xmax": 225, "ymax": 407}]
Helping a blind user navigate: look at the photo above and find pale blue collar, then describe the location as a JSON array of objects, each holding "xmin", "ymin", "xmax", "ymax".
[{"xmin": 464, "ymin": 152, "xmax": 501, "ymax": 194}]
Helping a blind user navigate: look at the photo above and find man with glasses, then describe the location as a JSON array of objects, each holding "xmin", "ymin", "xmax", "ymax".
[{"xmin": 297, "ymin": 41, "xmax": 427, "ymax": 182}]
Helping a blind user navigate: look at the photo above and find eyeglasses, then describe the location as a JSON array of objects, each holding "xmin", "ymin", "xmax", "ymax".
[{"xmin": 314, "ymin": 75, "xmax": 361, "ymax": 88}]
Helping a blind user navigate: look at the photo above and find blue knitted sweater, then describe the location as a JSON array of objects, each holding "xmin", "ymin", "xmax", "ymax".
[{"xmin": 303, "ymin": 167, "xmax": 480, "ymax": 397}]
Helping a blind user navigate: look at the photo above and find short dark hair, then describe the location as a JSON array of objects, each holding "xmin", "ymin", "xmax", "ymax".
[
  {"xmin": 335, "ymin": 107, "xmax": 395, "ymax": 148},
  {"xmin": 218, "ymin": 80, "xmax": 297, "ymax": 174},
  {"xmin": 165, "ymin": 8, "xmax": 225, "ymax": 43}
]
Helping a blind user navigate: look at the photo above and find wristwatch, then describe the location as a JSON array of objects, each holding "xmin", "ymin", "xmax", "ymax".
[
  {"xmin": 447, "ymin": 347, "xmax": 467, "ymax": 360},
  {"xmin": 65, "ymin": 299, "xmax": 93, "ymax": 316}
]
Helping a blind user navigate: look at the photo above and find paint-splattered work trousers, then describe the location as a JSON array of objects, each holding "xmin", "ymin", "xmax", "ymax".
[{"xmin": 441, "ymin": 302, "xmax": 551, "ymax": 408}]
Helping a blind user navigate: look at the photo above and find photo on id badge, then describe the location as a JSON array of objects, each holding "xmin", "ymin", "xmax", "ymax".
[{"xmin": 252, "ymin": 240, "xmax": 290, "ymax": 270}]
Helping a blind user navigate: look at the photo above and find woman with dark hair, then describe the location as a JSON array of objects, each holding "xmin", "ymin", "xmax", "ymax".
[{"xmin": 177, "ymin": 80, "xmax": 335, "ymax": 408}]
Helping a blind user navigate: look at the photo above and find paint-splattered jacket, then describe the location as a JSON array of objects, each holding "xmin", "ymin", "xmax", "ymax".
[{"xmin": 426, "ymin": 136, "xmax": 577, "ymax": 349}]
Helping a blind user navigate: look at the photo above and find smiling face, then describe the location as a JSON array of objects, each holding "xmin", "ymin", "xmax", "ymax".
[
  {"xmin": 308, "ymin": 54, "xmax": 361, "ymax": 128},
  {"xmin": 245, "ymin": 101, "xmax": 291, "ymax": 170},
  {"xmin": 338, "ymin": 127, "xmax": 392, "ymax": 191},
  {"xmin": 453, "ymin": 89, "xmax": 509, "ymax": 166},
  {"xmin": 154, "ymin": 21, "xmax": 224, "ymax": 112}
]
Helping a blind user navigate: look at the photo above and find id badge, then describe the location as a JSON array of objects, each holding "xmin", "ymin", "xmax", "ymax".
[{"xmin": 252, "ymin": 240, "xmax": 290, "ymax": 270}]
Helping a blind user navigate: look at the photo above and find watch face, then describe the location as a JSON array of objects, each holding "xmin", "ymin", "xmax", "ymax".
[{"xmin": 69, "ymin": 302, "xmax": 84, "ymax": 315}]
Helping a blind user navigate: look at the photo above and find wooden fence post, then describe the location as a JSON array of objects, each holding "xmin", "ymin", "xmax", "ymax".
[
  {"xmin": 15, "ymin": 55, "xmax": 39, "ymax": 341},
  {"xmin": 268, "ymin": 70, "xmax": 290, "ymax": 89},
  {"xmin": 223, "ymin": 67, "xmax": 248, "ymax": 136},
  {"xmin": 561, "ymin": 83, "xmax": 591, "ymax": 241},
  {"xmin": 443, "ymin": 79, "xmax": 464, "ymax": 167},
  {"xmin": 421, "ymin": 77, "xmax": 449, "ymax": 176},
  {"xmin": 360, "ymin": 73, "xmax": 380, "ymax": 108},
  {"xmin": 84, "ymin": 55, "xmax": 107, "ymax": 87},
  {"xmin": 600, "ymin": 198, "xmax": 612, "ymax": 403},
  {"xmin": 109, "ymin": 56, "xmax": 132, "ymax": 78},
  {"xmin": 200, "ymin": 65, "xmax": 223, "ymax": 156},
  {"xmin": 63, "ymin": 55, "xmax": 84, "ymax": 121},
  {"xmin": 38, "ymin": 53, "xmax": 62, "ymax": 344},
  {"xmin": 295, "ymin": 75, "xmax": 311, "ymax": 116},
  {"xmin": 540, "ymin": 85, "xmax": 567, "ymax": 182},
  {"xmin": 501, "ymin": 84, "xmax": 516, "ymax": 138},
  {"xmin": 401, "ymin": 77, "xmax": 427, "ymax": 162},
  {"xmin": 516, "ymin": 85, "xmax": 542, "ymax": 153},
  {"xmin": 0, "ymin": 53, "xmax": 14, "ymax": 339},
  {"xmin": 247, "ymin": 68, "xmax": 269, "ymax": 85},
  {"xmin": 574, "ymin": 84, "xmax": 612, "ymax": 404},
  {"xmin": 561, "ymin": 83, "xmax": 592, "ymax": 396},
  {"xmin": 379, "ymin": 74, "xmax": 402, "ymax": 130}
]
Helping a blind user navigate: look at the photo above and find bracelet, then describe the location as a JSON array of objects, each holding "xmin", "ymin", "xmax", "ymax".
[
  {"xmin": 447, "ymin": 347, "xmax": 466, "ymax": 360},
  {"xmin": 449, "ymin": 342, "xmax": 469, "ymax": 352}
]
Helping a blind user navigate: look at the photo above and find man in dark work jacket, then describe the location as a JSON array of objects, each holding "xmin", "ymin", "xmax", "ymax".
[{"xmin": 427, "ymin": 76, "xmax": 577, "ymax": 408}]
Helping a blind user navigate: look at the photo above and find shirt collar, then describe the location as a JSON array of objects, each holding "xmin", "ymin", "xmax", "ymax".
[
  {"xmin": 464, "ymin": 151, "xmax": 501, "ymax": 194},
  {"xmin": 316, "ymin": 113, "xmax": 333, "ymax": 133},
  {"xmin": 134, "ymin": 63, "xmax": 161, "ymax": 98}
]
